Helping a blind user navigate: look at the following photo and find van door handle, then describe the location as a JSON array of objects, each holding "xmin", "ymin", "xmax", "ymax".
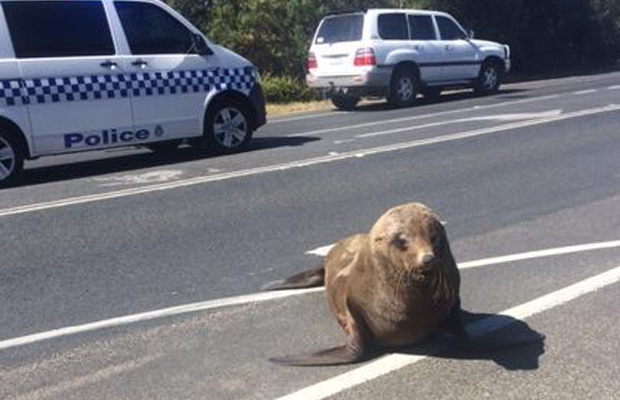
[
  {"xmin": 131, "ymin": 60, "xmax": 148, "ymax": 68},
  {"xmin": 445, "ymin": 45, "xmax": 453, "ymax": 51},
  {"xmin": 100, "ymin": 61, "xmax": 118, "ymax": 69}
]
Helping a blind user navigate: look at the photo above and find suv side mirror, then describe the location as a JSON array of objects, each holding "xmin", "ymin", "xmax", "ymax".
[
  {"xmin": 192, "ymin": 33, "xmax": 213, "ymax": 56},
  {"xmin": 466, "ymin": 29, "xmax": 475, "ymax": 39}
]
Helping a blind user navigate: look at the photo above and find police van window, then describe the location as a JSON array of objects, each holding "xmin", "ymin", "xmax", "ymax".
[
  {"xmin": 436, "ymin": 16, "xmax": 466, "ymax": 40},
  {"xmin": 2, "ymin": 1, "xmax": 114, "ymax": 58},
  {"xmin": 114, "ymin": 2, "xmax": 194, "ymax": 55},
  {"xmin": 408, "ymin": 15, "xmax": 437, "ymax": 40},
  {"xmin": 378, "ymin": 13, "xmax": 409, "ymax": 41}
]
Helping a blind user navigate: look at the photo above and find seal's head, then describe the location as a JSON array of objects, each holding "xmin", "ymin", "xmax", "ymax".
[{"xmin": 369, "ymin": 203, "xmax": 445, "ymax": 281}]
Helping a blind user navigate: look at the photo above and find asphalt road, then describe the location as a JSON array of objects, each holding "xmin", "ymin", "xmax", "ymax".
[{"xmin": 1, "ymin": 71, "xmax": 620, "ymax": 400}]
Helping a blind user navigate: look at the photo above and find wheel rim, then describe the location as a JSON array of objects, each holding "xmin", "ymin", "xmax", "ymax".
[
  {"xmin": 0, "ymin": 136, "xmax": 16, "ymax": 182},
  {"xmin": 213, "ymin": 107, "xmax": 248, "ymax": 149},
  {"xmin": 483, "ymin": 66, "xmax": 498, "ymax": 90},
  {"xmin": 397, "ymin": 76, "xmax": 415, "ymax": 102}
]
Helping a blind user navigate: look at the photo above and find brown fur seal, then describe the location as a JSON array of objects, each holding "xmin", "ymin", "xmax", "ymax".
[{"xmin": 263, "ymin": 202, "xmax": 541, "ymax": 366}]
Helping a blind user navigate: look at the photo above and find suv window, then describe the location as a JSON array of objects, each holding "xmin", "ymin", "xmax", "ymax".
[
  {"xmin": 408, "ymin": 15, "xmax": 437, "ymax": 40},
  {"xmin": 316, "ymin": 15, "xmax": 364, "ymax": 44},
  {"xmin": 436, "ymin": 16, "xmax": 466, "ymax": 40},
  {"xmin": 115, "ymin": 1, "xmax": 194, "ymax": 55},
  {"xmin": 2, "ymin": 1, "xmax": 114, "ymax": 58},
  {"xmin": 378, "ymin": 13, "xmax": 409, "ymax": 40}
]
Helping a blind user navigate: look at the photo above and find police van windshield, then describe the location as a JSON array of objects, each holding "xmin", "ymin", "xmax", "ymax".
[{"xmin": 315, "ymin": 15, "xmax": 363, "ymax": 44}]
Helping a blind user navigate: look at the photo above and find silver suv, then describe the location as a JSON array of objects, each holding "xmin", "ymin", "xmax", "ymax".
[{"xmin": 306, "ymin": 9, "xmax": 511, "ymax": 110}]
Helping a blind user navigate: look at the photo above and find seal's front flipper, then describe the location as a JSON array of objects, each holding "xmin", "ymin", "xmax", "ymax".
[
  {"xmin": 261, "ymin": 265, "xmax": 325, "ymax": 291},
  {"xmin": 269, "ymin": 297, "xmax": 372, "ymax": 366}
]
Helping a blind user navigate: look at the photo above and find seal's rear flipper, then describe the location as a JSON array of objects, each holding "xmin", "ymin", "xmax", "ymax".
[
  {"xmin": 261, "ymin": 265, "xmax": 325, "ymax": 291},
  {"xmin": 269, "ymin": 297, "xmax": 372, "ymax": 366},
  {"xmin": 269, "ymin": 345, "xmax": 365, "ymax": 366}
]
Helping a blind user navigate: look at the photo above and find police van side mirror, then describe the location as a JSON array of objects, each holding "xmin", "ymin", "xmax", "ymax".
[
  {"xmin": 192, "ymin": 33, "xmax": 213, "ymax": 56},
  {"xmin": 466, "ymin": 29, "xmax": 475, "ymax": 39}
]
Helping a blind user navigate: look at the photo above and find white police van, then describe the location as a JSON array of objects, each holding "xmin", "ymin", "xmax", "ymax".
[{"xmin": 0, "ymin": 0, "xmax": 266, "ymax": 187}]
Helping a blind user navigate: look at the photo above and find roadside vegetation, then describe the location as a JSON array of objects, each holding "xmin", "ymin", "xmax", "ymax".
[{"xmin": 168, "ymin": 0, "xmax": 620, "ymax": 109}]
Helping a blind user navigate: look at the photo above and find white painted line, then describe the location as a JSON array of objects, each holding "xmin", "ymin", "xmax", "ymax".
[
  {"xmin": 271, "ymin": 265, "xmax": 620, "ymax": 400},
  {"xmin": 286, "ymin": 94, "xmax": 562, "ymax": 138},
  {"xmin": 356, "ymin": 110, "xmax": 562, "ymax": 139},
  {"xmin": 573, "ymin": 89, "xmax": 598, "ymax": 95},
  {"xmin": 2, "ymin": 238, "xmax": 620, "ymax": 352},
  {"xmin": 1, "ymin": 103, "xmax": 618, "ymax": 219},
  {"xmin": 607, "ymin": 85, "xmax": 620, "ymax": 90},
  {"xmin": 0, "ymin": 287, "xmax": 325, "ymax": 351},
  {"xmin": 308, "ymin": 239, "xmax": 620, "ymax": 266},
  {"xmin": 458, "ymin": 240, "xmax": 620, "ymax": 269}
]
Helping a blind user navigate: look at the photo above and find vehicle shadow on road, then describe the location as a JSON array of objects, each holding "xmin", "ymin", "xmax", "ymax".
[
  {"xmin": 349, "ymin": 88, "xmax": 528, "ymax": 113},
  {"xmin": 383, "ymin": 310, "xmax": 545, "ymax": 371},
  {"xmin": 10, "ymin": 136, "xmax": 320, "ymax": 188}
]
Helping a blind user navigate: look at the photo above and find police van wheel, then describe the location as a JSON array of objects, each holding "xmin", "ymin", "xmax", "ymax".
[
  {"xmin": 204, "ymin": 100, "xmax": 253, "ymax": 153},
  {"xmin": 145, "ymin": 140, "xmax": 182, "ymax": 153},
  {"xmin": 0, "ymin": 132, "xmax": 23, "ymax": 188},
  {"xmin": 331, "ymin": 95, "xmax": 359, "ymax": 111}
]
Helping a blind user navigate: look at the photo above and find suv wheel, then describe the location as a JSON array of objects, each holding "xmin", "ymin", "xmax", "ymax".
[
  {"xmin": 474, "ymin": 60, "xmax": 501, "ymax": 95},
  {"xmin": 0, "ymin": 132, "xmax": 23, "ymax": 188},
  {"xmin": 388, "ymin": 68, "xmax": 418, "ymax": 108},
  {"xmin": 204, "ymin": 100, "xmax": 253, "ymax": 153},
  {"xmin": 331, "ymin": 95, "xmax": 359, "ymax": 111}
]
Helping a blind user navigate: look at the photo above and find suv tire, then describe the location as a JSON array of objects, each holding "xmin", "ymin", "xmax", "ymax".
[
  {"xmin": 388, "ymin": 68, "xmax": 418, "ymax": 108},
  {"xmin": 204, "ymin": 99, "xmax": 253, "ymax": 153},
  {"xmin": 331, "ymin": 95, "xmax": 360, "ymax": 111},
  {"xmin": 474, "ymin": 60, "xmax": 501, "ymax": 95},
  {"xmin": 0, "ymin": 131, "xmax": 24, "ymax": 188}
]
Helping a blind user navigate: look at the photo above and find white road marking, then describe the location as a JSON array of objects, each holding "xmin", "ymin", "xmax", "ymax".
[
  {"xmin": 307, "ymin": 240, "xmax": 620, "ymax": 268},
  {"xmin": 1, "ymin": 239, "xmax": 619, "ymax": 352},
  {"xmin": 271, "ymin": 264, "xmax": 620, "ymax": 400},
  {"xmin": 1, "ymin": 104, "xmax": 618, "ymax": 219},
  {"xmin": 607, "ymin": 85, "xmax": 620, "ymax": 90},
  {"xmin": 356, "ymin": 110, "xmax": 562, "ymax": 139},
  {"xmin": 93, "ymin": 170, "xmax": 184, "ymax": 186},
  {"xmin": 573, "ymin": 89, "xmax": 598, "ymax": 95},
  {"xmin": 286, "ymin": 94, "xmax": 562, "ymax": 138}
]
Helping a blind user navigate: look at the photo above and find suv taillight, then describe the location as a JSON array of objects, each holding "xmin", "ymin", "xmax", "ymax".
[
  {"xmin": 354, "ymin": 48, "xmax": 376, "ymax": 66},
  {"xmin": 307, "ymin": 52, "xmax": 318, "ymax": 70}
]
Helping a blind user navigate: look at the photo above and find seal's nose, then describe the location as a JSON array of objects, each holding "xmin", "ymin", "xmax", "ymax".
[{"xmin": 419, "ymin": 253, "xmax": 435, "ymax": 267}]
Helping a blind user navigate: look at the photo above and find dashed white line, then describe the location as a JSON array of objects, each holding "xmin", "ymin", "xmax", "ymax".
[
  {"xmin": 1, "ymin": 103, "xmax": 618, "ymax": 219},
  {"xmin": 271, "ymin": 264, "xmax": 620, "ymax": 400},
  {"xmin": 1, "ymin": 238, "xmax": 619, "ymax": 352},
  {"xmin": 607, "ymin": 85, "xmax": 620, "ymax": 90},
  {"xmin": 573, "ymin": 89, "xmax": 598, "ymax": 95}
]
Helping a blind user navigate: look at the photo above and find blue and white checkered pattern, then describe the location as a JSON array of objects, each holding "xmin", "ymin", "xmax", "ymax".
[
  {"xmin": 0, "ymin": 67, "xmax": 256, "ymax": 108},
  {"xmin": 0, "ymin": 79, "xmax": 26, "ymax": 107}
]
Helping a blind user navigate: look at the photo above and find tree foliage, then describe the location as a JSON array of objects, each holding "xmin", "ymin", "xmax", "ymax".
[{"xmin": 167, "ymin": 0, "xmax": 620, "ymax": 79}]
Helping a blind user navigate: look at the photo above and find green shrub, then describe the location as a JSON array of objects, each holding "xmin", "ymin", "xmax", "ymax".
[{"xmin": 261, "ymin": 75, "xmax": 322, "ymax": 104}]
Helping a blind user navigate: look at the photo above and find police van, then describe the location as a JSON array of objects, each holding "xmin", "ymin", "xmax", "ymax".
[{"xmin": 0, "ymin": 0, "xmax": 266, "ymax": 187}]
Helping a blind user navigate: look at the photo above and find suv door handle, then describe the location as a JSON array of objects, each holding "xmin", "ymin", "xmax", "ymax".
[
  {"xmin": 445, "ymin": 45, "xmax": 453, "ymax": 51},
  {"xmin": 131, "ymin": 60, "xmax": 148, "ymax": 68},
  {"xmin": 100, "ymin": 61, "xmax": 118, "ymax": 69}
]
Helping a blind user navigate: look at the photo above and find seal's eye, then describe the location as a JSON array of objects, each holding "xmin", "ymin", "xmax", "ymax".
[{"xmin": 391, "ymin": 234, "xmax": 408, "ymax": 251}]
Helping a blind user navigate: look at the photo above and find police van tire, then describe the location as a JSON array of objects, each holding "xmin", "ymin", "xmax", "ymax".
[
  {"xmin": 204, "ymin": 100, "xmax": 253, "ymax": 153},
  {"xmin": 0, "ymin": 131, "xmax": 24, "ymax": 188},
  {"xmin": 145, "ymin": 139, "xmax": 182, "ymax": 153}
]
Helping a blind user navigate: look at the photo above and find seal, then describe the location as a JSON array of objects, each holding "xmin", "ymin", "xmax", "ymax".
[{"xmin": 264, "ymin": 202, "xmax": 467, "ymax": 366}]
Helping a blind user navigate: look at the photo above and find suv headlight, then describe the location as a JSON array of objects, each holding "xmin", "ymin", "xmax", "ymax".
[{"xmin": 504, "ymin": 45, "xmax": 510, "ymax": 59}]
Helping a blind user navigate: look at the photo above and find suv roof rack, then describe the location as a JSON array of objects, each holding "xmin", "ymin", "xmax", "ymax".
[{"xmin": 322, "ymin": 9, "xmax": 366, "ymax": 17}]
